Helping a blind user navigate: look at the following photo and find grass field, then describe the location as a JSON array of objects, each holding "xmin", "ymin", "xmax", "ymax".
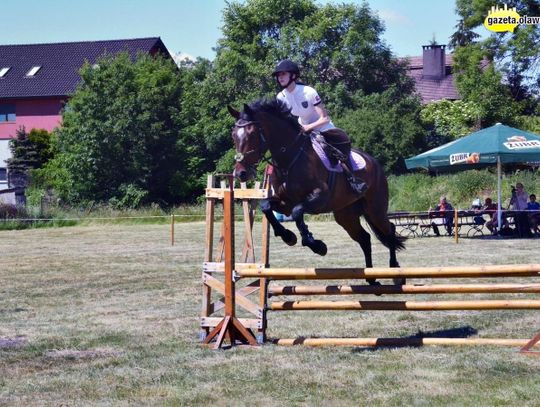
[{"xmin": 1, "ymin": 221, "xmax": 540, "ymax": 406}]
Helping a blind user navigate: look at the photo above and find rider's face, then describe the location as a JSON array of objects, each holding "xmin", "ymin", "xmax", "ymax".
[{"xmin": 276, "ymin": 71, "xmax": 292, "ymax": 87}]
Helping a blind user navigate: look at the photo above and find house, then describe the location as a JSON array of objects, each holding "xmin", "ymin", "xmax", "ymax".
[
  {"xmin": 405, "ymin": 44, "xmax": 460, "ymax": 104},
  {"xmin": 0, "ymin": 37, "xmax": 171, "ymax": 190}
]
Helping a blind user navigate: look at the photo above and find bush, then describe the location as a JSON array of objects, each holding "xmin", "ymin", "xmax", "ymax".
[{"xmin": 0, "ymin": 203, "xmax": 18, "ymax": 218}]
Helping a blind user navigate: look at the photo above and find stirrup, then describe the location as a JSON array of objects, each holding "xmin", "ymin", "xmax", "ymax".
[{"xmin": 348, "ymin": 177, "xmax": 367, "ymax": 195}]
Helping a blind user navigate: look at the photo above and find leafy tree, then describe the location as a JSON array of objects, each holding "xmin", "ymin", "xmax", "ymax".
[
  {"xmin": 453, "ymin": 44, "xmax": 520, "ymax": 127},
  {"xmin": 453, "ymin": 0, "xmax": 540, "ymax": 99},
  {"xmin": 7, "ymin": 127, "xmax": 53, "ymax": 188},
  {"xmin": 43, "ymin": 52, "xmax": 198, "ymax": 206},
  {"xmin": 420, "ymin": 99, "xmax": 482, "ymax": 145},
  {"xmin": 193, "ymin": 0, "xmax": 418, "ymax": 173},
  {"xmin": 335, "ymin": 87, "xmax": 426, "ymax": 173}
]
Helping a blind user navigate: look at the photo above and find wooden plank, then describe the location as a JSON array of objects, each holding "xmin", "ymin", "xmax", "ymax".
[
  {"xmin": 270, "ymin": 299, "xmax": 540, "ymax": 311},
  {"xmin": 241, "ymin": 194, "xmax": 255, "ymax": 263},
  {"xmin": 203, "ymin": 262, "xmax": 264, "ymax": 272},
  {"xmin": 269, "ymin": 283, "xmax": 540, "ymax": 296},
  {"xmin": 201, "ymin": 175, "xmax": 215, "ymax": 334},
  {"xmin": 204, "ymin": 274, "xmax": 260, "ymax": 316},
  {"xmin": 238, "ymin": 264, "xmax": 540, "ymax": 280},
  {"xmin": 274, "ymin": 337, "xmax": 538, "ymax": 347},
  {"xmin": 206, "ymin": 188, "xmax": 268, "ymax": 199},
  {"xmin": 201, "ymin": 317, "xmax": 262, "ymax": 329}
]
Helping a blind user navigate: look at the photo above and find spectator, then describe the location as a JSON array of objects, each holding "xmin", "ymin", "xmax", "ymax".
[
  {"xmin": 527, "ymin": 194, "xmax": 540, "ymax": 235},
  {"xmin": 510, "ymin": 183, "xmax": 532, "ymax": 238},
  {"xmin": 429, "ymin": 196, "xmax": 454, "ymax": 236},
  {"xmin": 478, "ymin": 197, "xmax": 506, "ymax": 235}
]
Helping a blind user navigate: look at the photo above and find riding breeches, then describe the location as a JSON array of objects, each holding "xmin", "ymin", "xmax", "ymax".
[{"xmin": 320, "ymin": 128, "xmax": 352, "ymax": 159}]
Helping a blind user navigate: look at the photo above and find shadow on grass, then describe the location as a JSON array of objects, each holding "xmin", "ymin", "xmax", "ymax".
[
  {"xmin": 269, "ymin": 326, "xmax": 479, "ymax": 351},
  {"xmin": 351, "ymin": 326, "xmax": 478, "ymax": 352}
]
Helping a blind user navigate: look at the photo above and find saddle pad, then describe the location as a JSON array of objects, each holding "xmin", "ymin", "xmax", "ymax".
[{"xmin": 311, "ymin": 137, "xmax": 366, "ymax": 172}]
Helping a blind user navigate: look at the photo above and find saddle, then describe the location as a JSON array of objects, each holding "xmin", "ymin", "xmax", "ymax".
[{"xmin": 310, "ymin": 134, "xmax": 366, "ymax": 173}]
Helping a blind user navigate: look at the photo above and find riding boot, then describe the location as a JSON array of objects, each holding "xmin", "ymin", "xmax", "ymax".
[{"xmin": 341, "ymin": 158, "xmax": 368, "ymax": 196}]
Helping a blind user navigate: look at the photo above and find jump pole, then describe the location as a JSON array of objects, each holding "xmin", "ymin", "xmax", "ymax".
[
  {"xmin": 274, "ymin": 337, "xmax": 535, "ymax": 348},
  {"xmin": 269, "ymin": 283, "xmax": 540, "ymax": 296},
  {"xmin": 270, "ymin": 299, "xmax": 540, "ymax": 311},
  {"xmin": 237, "ymin": 265, "xmax": 540, "ymax": 280}
]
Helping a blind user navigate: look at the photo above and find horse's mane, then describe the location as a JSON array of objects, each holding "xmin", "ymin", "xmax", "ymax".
[{"xmin": 247, "ymin": 98, "xmax": 301, "ymax": 132}]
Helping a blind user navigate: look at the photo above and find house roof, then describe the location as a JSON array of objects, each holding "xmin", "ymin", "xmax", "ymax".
[
  {"xmin": 403, "ymin": 53, "xmax": 459, "ymax": 104},
  {"xmin": 407, "ymin": 65, "xmax": 460, "ymax": 104},
  {"xmin": 403, "ymin": 52, "xmax": 490, "ymax": 104},
  {"xmin": 0, "ymin": 37, "xmax": 170, "ymax": 99}
]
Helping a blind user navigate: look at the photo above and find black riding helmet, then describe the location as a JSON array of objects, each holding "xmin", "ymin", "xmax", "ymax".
[
  {"xmin": 273, "ymin": 59, "xmax": 300, "ymax": 89},
  {"xmin": 272, "ymin": 59, "xmax": 300, "ymax": 77}
]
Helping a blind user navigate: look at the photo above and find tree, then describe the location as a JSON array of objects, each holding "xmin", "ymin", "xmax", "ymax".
[
  {"xmin": 336, "ymin": 87, "xmax": 426, "ymax": 174},
  {"xmin": 420, "ymin": 99, "xmax": 482, "ymax": 146},
  {"xmin": 453, "ymin": 0, "xmax": 540, "ymax": 99},
  {"xmin": 191, "ymin": 0, "xmax": 418, "ymax": 173},
  {"xmin": 43, "ymin": 53, "xmax": 197, "ymax": 206},
  {"xmin": 7, "ymin": 127, "xmax": 53, "ymax": 188},
  {"xmin": 453, "ymin": 44, "xmax": 520, "ymax": 127}
]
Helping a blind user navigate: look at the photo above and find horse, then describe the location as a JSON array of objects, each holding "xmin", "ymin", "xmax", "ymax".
[{"xmin": 228, "ymin": 99, "xmax": 405, "ymax": 285}]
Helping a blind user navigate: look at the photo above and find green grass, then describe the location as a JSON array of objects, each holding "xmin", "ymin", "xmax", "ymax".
[{"xmin": 1, "ymin": 221, "xmax": 540, "ymax": 405}]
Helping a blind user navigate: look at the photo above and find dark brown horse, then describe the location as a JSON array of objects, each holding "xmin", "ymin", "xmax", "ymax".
[{"xmin": 228, "ymin": 99, "xmax": 405, "ymax": 284}]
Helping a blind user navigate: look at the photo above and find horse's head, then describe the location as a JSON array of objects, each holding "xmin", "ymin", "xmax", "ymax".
[{"xmin": 228, "ymin": 104, "xmax": 267, "ymax": 182}]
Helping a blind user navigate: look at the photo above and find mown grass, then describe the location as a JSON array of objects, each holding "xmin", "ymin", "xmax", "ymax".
[{"xmin": 1, "ymin": 221, "xmax": 540, "ymax": 406}]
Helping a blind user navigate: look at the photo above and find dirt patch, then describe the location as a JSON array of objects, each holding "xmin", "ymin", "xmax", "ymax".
[{"xmin": 0, "ymin": 336, "xmax": 28, "ymax": 348}]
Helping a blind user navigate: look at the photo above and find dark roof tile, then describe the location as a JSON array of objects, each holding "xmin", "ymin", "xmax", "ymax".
[{"xmin": 0, "ymin": 37, "xmax": 169, "ymax": 99}]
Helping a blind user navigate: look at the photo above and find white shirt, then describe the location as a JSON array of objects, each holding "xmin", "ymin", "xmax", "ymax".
[{"xmin": 277, "ymin": 84, "xmax": 334, "ymax": 132}]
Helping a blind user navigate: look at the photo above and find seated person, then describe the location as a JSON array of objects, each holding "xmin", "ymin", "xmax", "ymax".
[
  {"xmin": 429, "ymin": 196, "xmax": 454, "ymax": 236},
  {"xmin": 527, "ymin": 194, "xmax": 540, "ymax": 235},
  {"xmin": 479, "ymin": 197, "xmax": 506, "ymax": 234}
]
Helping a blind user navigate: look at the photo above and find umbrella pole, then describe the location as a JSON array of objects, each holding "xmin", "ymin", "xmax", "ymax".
[{"xmin": 497, "ymin": 156, "xmax": 502, "ymax": 232}]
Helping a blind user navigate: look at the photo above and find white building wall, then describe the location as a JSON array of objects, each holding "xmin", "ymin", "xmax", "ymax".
[{"xmin": 0, "ymin": 139, "xmax": 11, "ymax": 190}]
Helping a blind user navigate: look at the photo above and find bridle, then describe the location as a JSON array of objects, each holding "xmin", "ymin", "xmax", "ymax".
[
  {"xmin": 233, "ymin": 117, "xmax": 308, "ymax": 178},
  {"xmin": 233, "ymin": 119, "xmax": 267, "ymax": 165}
]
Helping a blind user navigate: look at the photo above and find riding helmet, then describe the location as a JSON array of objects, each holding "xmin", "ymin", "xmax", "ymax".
[{"xmin": 272, "ymin": 59, "xmax": 300, "ymax": 76}]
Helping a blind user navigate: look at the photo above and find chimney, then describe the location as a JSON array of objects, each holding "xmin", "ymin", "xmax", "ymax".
[{"xmin": 422, "ymin": 44, "xmax": 446, "ymax": 80}]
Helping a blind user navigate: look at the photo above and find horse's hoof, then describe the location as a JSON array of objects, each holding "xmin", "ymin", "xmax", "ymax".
[
  {"xmin": 393, "ymin": 278, "xmax": 406, "ymax": 286},
  {"xmin": 366, "ymin": 279, "xmax": 382, "ymax": 296},
  {"xmin": 312, "ymin": 240, "xmax": 327, "ymax": 256},
  {"xmin": 281, "ymin": 229, "xmax": 297, "ymax": 246},
  {"xmin": 367, "ymin": 279, "xmax": 381, "ymax": 287}
]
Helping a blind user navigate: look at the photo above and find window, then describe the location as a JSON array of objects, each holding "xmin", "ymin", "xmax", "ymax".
[
  {"xmin": 0, "ymin": 168, "xmax": 6, "ymax": 183},
  {"xmin": 0, "ymin": 67, "xmax": 10, "ymax": 78},
  {"xmin": 0, "ymin": 105, "xmax": 15, "ymax": 122},
  {"xmin": 26, "ymin": 66, "xmax": 41, "ymax": 77}
]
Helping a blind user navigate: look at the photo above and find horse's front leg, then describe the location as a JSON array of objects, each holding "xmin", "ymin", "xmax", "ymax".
[
  {"xmin": 260, "ymin": 198, "xmax": 297, "ymax": 246},
  {"xmin": 291, "ymin": 190, "xmax": 329, "ymax": 256}
]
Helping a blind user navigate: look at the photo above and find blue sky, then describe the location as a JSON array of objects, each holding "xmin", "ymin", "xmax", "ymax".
[{"xmin": 2, "ymin": 0, "xmax": 465, "ymax": 60}]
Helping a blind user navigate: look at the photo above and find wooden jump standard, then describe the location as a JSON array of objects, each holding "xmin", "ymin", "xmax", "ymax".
[{"xmin": 201, "ymin": 178, "xmax": 540, "ymax": 351}]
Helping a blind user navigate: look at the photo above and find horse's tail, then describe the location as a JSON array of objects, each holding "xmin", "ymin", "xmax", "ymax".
[{"xmin": 365, "ymin": 218, "xmax": 407, "ymax": 251}]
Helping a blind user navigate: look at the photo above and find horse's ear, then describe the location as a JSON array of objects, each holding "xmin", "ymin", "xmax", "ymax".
[
  {"xmin": 227, "ymin": 105, "xmax": 240, "ymax": 119},
  {"xmin": 243, "ymin": 103, "xmax": 254, "ymax": 117}
]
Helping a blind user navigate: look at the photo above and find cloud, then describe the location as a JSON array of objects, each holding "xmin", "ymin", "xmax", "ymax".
[
  {"xmin": 377, "ymin": 9, "xmax": 411, "ymax": 25},
  {"xmin": 172, "ymin": 52, "xmax": 196, "ymax": 65}
]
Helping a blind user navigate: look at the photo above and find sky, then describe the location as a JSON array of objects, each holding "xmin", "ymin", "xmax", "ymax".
[{"xmin": 1, "ymin": 0, "xmax": 465, "ymax": 61}]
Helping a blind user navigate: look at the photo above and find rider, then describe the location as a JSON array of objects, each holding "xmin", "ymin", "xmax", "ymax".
[{"xmin": 272, "ymin": 59, "xmax": 367, "ymax": 195}]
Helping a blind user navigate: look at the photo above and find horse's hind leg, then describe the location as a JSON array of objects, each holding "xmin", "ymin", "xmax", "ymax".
[{"xmin": 333, "ymin": 206, "xmax": 379, "ymax": 286}]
